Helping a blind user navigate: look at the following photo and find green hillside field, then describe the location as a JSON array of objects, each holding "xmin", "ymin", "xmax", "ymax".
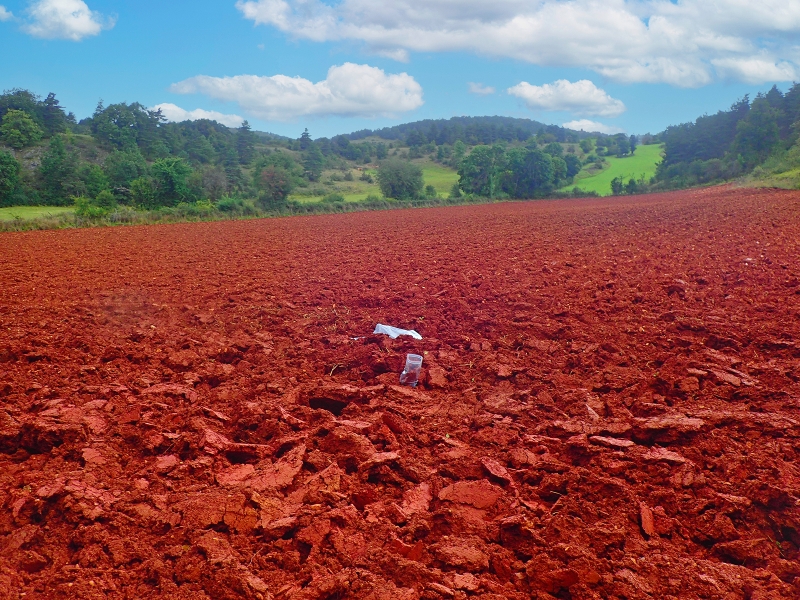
[
  {"xmin": 290, "ymin": 160, "xmax": 459, "ymax": 203},
  {"xmin": 566, "ymin": 144, "xmax": 664, "ymax": 196}
]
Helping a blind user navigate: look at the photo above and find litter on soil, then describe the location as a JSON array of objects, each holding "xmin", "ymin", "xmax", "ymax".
[
  {"xmin": 399, "ymin": 354, "xmax": 424, "ymax": 387},
  {"xmin": 1, "ymin": 185, "xmax": 799, "ymax": 599},
  {"xmin": 374, "ymin": 324, "xmax": 423, "ymax": 340}
]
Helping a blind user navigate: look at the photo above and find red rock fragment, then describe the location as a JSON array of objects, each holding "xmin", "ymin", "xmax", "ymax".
[
  {"xmin": 453, "ymin": 573, "xmax": 479, "ymax": 591},
  {"xmin": 433, "ymin": 542, "xmax": 489, "ymax": 569},
  {"xmin": 247, "ymin": 444, "xmax": 305, "ymax": 490},
  {"xmin": 640, "ymin": 502, "xmax": 655, "ymax": 537},
  {"xmin": 81, "ymin": 447, "xmax": 106, "ymax": 465},
  {"xmin": 401, "ymin": 482, "xmax": 432, "ymax": 515},
  {"xmin": 155, "ymin": 454, "xmax": 179, "ymax": 472},
  {"xmin": 438, "ymin": 479, "xmax": 503, "ymax": 509},
  {"xmin": 359, "ymin": 451, "xmax": 399, "ymax": 470},
  {"xmin": 428, "ymin": 366, "xmax": 448, "ymax": 388},
  {"xmin": 589, "ymin": 436, "xmax": 635, "ymax": 449},
  {"xmin": 480, "ymin": 457, "xmax": 513, "ymax": 485},
  {"xmin": 709, "ymin": 369, "xmax": 742, "ymax": 387},
  {"xmin": 199, "ymin": 428, "xmax": 232, "ymax": 454},
  {"xmin": 643, "ymin": 447, "xmax": 688, "ymax": 464},
  {"xmin": 427, "ymin": 583, "xmax": 455, "ymax": 598},
  {"xmin": 389, "ymin": 538, "xmax": 424, "ymax": 561}
]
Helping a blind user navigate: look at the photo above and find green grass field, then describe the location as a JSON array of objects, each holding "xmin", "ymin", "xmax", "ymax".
[
  {"xmin": 0, "ymin": 206, "xmax": 74, "ymax": 221},
  {"xmin": 419, "ymin": 162, "xmax": 460, "ymax": 195},
  {"xmin": 565, "ymin": 144, "xmax": 664, "ymax": 196},
  {"xmin": 290, "ymin": 162, "xmax": 459, "ymax": 203}
]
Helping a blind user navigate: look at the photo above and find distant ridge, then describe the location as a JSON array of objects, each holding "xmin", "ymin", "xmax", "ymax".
[{"xmin": 344, "ymin": 115, "xmax": 592, "ymax": 143}]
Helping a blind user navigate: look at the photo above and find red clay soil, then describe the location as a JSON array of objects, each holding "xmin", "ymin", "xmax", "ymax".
[{"xmin": 1, "ymin": 186, "xmax": 800, "ymax": 600}]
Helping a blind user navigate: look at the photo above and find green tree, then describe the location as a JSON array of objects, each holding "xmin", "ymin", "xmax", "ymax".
[
  {"xmin": 104, "ymin": 148, "xmax": 148, "ymax": 189},
  {"xmin": 39, "ymin": 135, "xmax": 81, "ymax": 205},
  {"xmin": 502, "ymin": 147, "xmax": 554, "ymax": 198},
  {"xmin": 543, "ymin": 142, "xmax": 563, "ymax": 158},
  {"xmin": 579, "ymin": 139, "xmax": 593, "ymax": 154},
  {"xmin": 255, "ymin": 166, "xmax": 294, "ymax": 208},
  {"xmin": 564, "ymin": 154, "xmax": 582, "ymax": 178},
  {"xmin": 91, "ymin": 102, "xmax": 163, "ymax": 153},
  {"xmin": 551, "ymin": 156, "xmax": 568, "ymax": 186},
  {"xmin": 299, "ymin": 128, "xmax": 312, "ymax": 150},
  {"xmin": 733, "ymin": 96, "xmax": 780, "ymax": 167},
  {"xmin": 0, "ymin": 150, "xmax": 20, "ymax": 207},
  {"xmin": 451, "ymin": 140, "xmax": 466, "ymax": 168},
  {"xmin": 78, "ymin": 163, "xmax": 110, "ymax": 198},
  {"xmin": 303, "ymin": 145, "xmax": 324, "ymax": 181},
  {"xmin": 458, "ymin": 145, "xmax": 506, "ymax": 198},
  {"xmin": 236, "ymin": 121, "xmax": 256, "ymax": 164},
  {"xmin": 222, "ymin": 147, "xmax": 246, "ymax": 192},
  {"xmin": 376, "ymin": 159, "xmax": 424, "ymax": 200},
  {"xmin": 629, "ymin": 135, "xmax": 637, "ymax": 155},
  {"xmin": 610, "ymin": 176, "xmax": 624, "ymax": 195},
  {"xmin": 41, "ymin": 93, "xmax": 69, "ymax": 136},
  {"xmin": 0, "ymin": 110, "xmax": 44, "ymax": 149},
  {"xmin": 130, "ymin": 177, "xmax": 156, "ymax": 207},
  {"xmin": 151, "ymin": 157, "xmax": 193, "ymax": 206}
]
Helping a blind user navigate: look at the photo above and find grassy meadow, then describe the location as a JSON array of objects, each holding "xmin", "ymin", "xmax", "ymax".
[
  {"xmin": 566, "ymin": 144, "xmax": 664, "ymax": 196},
  {"xmin": 0, "ymin": 206, "xmax": 74, "ymax": 221},
  {"xmin": 290, "ymin": 160, "xmax": 459, "ymax": 203}
]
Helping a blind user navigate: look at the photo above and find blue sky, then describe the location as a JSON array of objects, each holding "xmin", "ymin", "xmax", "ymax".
[{"xmin": 1, "ymin": 0, "xmax": 798, "ymax": 138}]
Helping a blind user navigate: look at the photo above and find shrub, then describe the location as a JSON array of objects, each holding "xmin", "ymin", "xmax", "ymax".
[
  {"xmin": 74, "ymin": 196, "xmax": 109, "ymax": 219},
  {"xmin": 377, "ymin": 159, "xmax": 424, "ymax": 200},
  {"xmin": 322, "ymin": 192, "xmax": 345, "ymax": 203},
  {"xmin": 217, "ymin": 196, "xmax": 256, "ymax": 215}
]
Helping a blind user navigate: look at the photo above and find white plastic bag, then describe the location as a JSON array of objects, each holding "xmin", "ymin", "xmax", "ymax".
[{"xmin": 373, "ymin": 323, "xmax": 423, "ymax": 340}]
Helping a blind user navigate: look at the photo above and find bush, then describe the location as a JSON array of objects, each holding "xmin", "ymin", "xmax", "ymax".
[
  {"xmin": 425, "ymin": 184, "xmax": 437, "ymax": 198},
  {"xmin": 377, "ymin": 159, "xmax": 424, "ymax": 200},
  {"xmin": 217, "ymin": 196, "xmax": 257, "ymax": 215},
  {"xmin": 343, "ymin": 171, "xmax": 354, "ymax": 181},
  {"xmin": 74, "ymin": 196, "xmax": 109, "ymax": 219},
  {"xmin": 322, "ymin": 192, "xmax": 345, "ymax": 203}
]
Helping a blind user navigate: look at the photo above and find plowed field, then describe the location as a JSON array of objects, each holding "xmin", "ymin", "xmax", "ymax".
[{"xmin": 1, "ymin": 186, "xmax": 799, "ymax": 599}]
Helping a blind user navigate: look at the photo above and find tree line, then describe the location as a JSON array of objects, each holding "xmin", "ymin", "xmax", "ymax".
[{"xmin": 654, "ymin": 84, "xmax": 800, "ymax": 188}]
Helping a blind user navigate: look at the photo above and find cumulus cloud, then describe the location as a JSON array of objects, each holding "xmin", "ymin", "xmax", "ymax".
[
  {"xmin": 711, "ymin": 57, "xmax": 799, "ymax": 84},
  {"xmin": 508, "ymin": 80, "xmax": 626, "ymax": 118},
  {"xmin": 0, "ymin": 6, "xmax": 13, "ymax": 21},
  {"xmin": 153, "ymin": 104, "xmax": 245, "ymax": 129},
  {"xmin": 468, "ymin": 82, "xmax": 495, "ymax": 96},
  {"xmin": 23, "ymin": 0, "xmax": 114, "ymax": 41},
  {"xmin": 170, "ymin": 63, "xmax": 424, "ymax": 121},
  {"xmin": 235, "ymin": 0, "xmax": 800, "ymax": 87},
  {"xmin": 563, "ymin": 119, "xmax": 626, "ymax": 135}
]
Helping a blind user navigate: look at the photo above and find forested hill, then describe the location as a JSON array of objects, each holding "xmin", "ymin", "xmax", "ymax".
[
  {"xmin": 346, "ymin": 115, "xmax": 592, "ymax": 145},
  {"xmin": 655, "ymin": 83, "xmax": 800, "ymax": 188}
]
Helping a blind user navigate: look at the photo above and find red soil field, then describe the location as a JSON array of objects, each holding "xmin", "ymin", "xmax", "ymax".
[{"xmin": 1, "ymin": 186, "xmax": 800, "ymax": 599}]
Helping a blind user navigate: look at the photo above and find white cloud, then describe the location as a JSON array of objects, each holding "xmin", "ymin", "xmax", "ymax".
[
  {"xmin": 23, "ymin": 0, "xmax": 114, "ymax": 41},
  {"xmin": 711, "ymin": 57, "xmax": 799, "ymax": 84},
  {"xmin": 508, "ymin": 80, "xmax": 626, "ymax": 118},
  {"xmin": 0, "ymin": 6, "xmax": 13, "ymax": 21},
  {"xmin": 468, "ymin": 82, "xmax": 495, "ymax": 96},
  {"xmin": 170, "ymin": 63, "xmax": 424, "ymax": 121},
  {"xmin": 235, "ymin": 0, "xmax": 800, "ymax": 87},
  {"xmin": 153, "ymin": 104, "xmax": 245, "ymax": 129},
  {"xmin": 563, "ymin": 119, "xmax": 626, "ymax": 135}
]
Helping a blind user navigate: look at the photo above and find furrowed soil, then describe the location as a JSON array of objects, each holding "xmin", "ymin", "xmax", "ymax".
[{"xmin": 1, "ymin": 186, "xmax": 799, "ymax": 600}]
